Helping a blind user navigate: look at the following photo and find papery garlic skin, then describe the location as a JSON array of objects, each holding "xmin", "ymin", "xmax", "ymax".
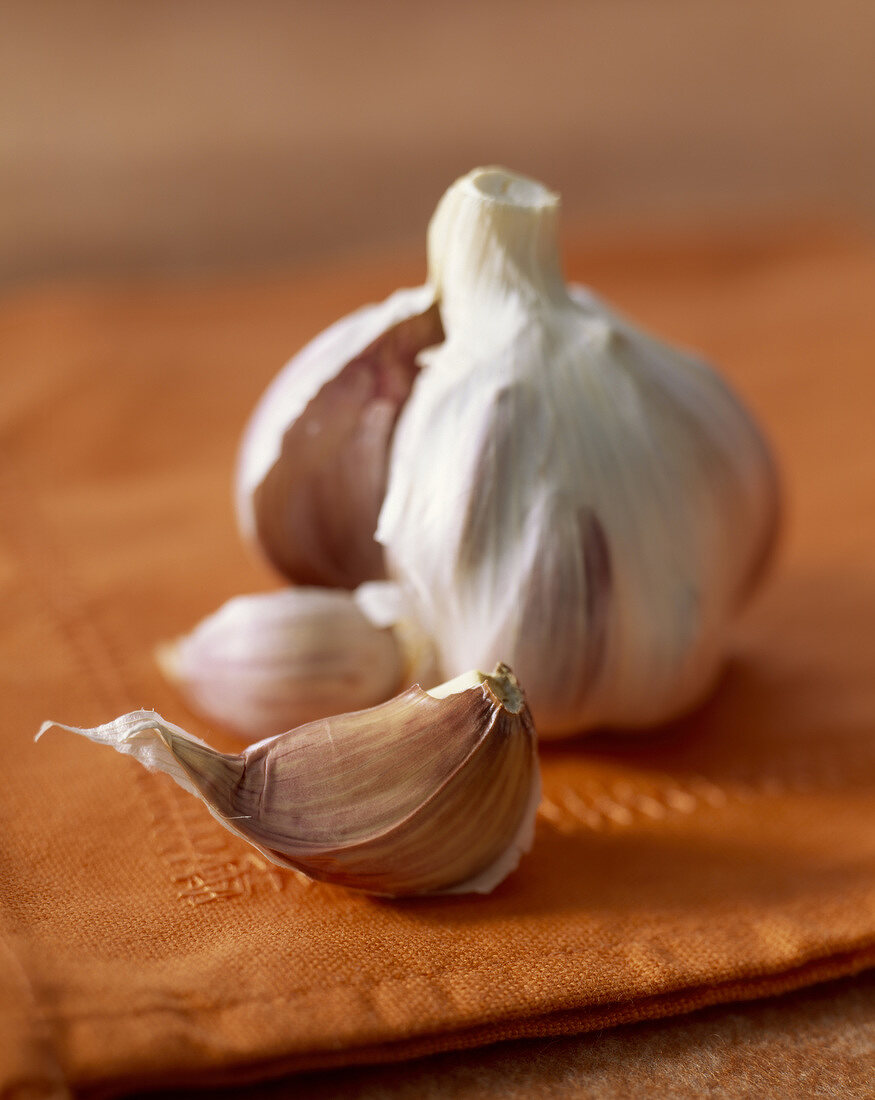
[
  {"xmin": 39, "ymin": 664, "xmax": 539, "ymax": 897},
  {"xmin": 377, "ymin": 168, "xmax": 778, "ymax": 735},
  {"xmin": 235, "ymin": 166, "xmax": 779, "ymax": 740},
  {"xmin": 157, "ymin": 588, "xmax": 404, "ymax": 741},
  {"xmin": 236, "ymin": 286, "xmax": 442, "ymax": 588}
]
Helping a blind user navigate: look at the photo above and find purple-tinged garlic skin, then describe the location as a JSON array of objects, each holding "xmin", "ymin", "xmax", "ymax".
[
  {"xmin": 39, "ymin": 664, "xmax": 540, "ymax": 898},
  {"xmin": 236, "ymin": 286, "xmax": 442, "ymax": 589},
  {"xmin": 157, "ymin": 588, "xmax": 404, "ymax": 741},
  {"xmin": 234, "ymin": 167, "xmax": 780, "ymax": 739}
]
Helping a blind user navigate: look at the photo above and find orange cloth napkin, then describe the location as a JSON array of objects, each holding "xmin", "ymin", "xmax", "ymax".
[{"xmin": 2, "ymin": 224, "xmax": 874, "ymax": 1098}]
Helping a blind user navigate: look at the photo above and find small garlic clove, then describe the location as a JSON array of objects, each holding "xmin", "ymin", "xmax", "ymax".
[
  {"xmin": 236, "ymin": 286, "xmax": 443, "ymax": 588},
  {"xmin": 39, "ymin": 664, "xmax": 540, "ymax": 897},
  {"xmin": 157, "ymin": 588, "xmax": 404, "ymax": 741}
]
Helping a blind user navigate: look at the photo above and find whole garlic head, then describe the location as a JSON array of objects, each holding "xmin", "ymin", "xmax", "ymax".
[{"xmin": 235, "ymin": 167, "xmax": 779, "ymax": 739}]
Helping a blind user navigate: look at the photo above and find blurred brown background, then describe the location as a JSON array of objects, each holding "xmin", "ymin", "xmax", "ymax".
[{"xmin": 2, "ymin": 0, "xmax": 873, "ymax": 286}]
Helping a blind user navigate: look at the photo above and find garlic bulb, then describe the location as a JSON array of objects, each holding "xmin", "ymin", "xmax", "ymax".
[
  {"xmin": 236, "ymin": 166, "xmax": 779, "ymax": 738},
  {"xmin": 39, "ymin": 664, "xmax": 539, "ymax": 897},
  {"xmin": 157, "ymin": 588, "xmax": 404, "ymax": 740}
]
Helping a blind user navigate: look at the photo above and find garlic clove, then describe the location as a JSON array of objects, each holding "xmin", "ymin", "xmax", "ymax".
[
  {"xmin": 38, "ymin": 664, "xmax": 540, "ymax": 897},
  {"xmin": 236, "ymin": 286, "xmax": 443, "ymax": 588},
  {"xmin": 157, "ymin": 588, "xmax": 404, "ymax": 741}
]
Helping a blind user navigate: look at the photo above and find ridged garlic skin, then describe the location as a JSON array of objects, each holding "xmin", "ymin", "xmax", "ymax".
[
  {"xmin": 377, "ymin": 170, "xmax": 778, "ymax": 735},
  {"xmin": 39, "ymin": 665, "xmax": 540, "ymax": 897},
  {"xmin": 157, "ymin": 588, "xmax": 404, "ymax": 740},
  {"xmin": 232, "ymin": 167, "xmax": 779, "ymax": 740}
]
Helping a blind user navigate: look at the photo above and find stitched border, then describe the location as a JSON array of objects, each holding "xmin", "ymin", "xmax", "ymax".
[
  {"xmin": 0, "ymin": 455, "xmax": 290, "ymax": 905},
  {"xmin": 35, "ymin": 920, "xmax": 875, "ymax": 1026},
  {"xmin": 537, "ymin": 753, "xmax": 873, "ymax": 836}
]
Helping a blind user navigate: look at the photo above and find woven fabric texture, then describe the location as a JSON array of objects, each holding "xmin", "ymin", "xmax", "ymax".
[{"xmin": 1, "ymin": 225, "xmax": 873, "ymax": 1097}]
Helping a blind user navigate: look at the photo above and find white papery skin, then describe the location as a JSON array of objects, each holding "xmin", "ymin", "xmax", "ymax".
[
  {"xmin": 233, "ymin": 167, "xmax": 779, "ymax": 740},
  {"xmin": 376, "ymin": 168, "xmax": 779, "ymax": 736}
]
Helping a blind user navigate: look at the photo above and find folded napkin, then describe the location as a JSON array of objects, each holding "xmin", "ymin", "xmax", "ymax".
[{"xmin": 2, "ymin": 225, "xmax": 874, "ymax": 1098}]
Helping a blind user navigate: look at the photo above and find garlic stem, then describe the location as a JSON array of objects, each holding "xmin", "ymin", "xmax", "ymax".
[{"xmin": 427, "ymin": 166, "xmax": 567, "ymax": 333}]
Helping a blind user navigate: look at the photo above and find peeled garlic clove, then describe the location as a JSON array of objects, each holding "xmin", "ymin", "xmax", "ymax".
[
  {"xmin": 39, "ymin": 664, "xmax": 540, "ymax": 897},
  {"xmin": 375, "ymin": 167, "xmax": 779, "ymax": 735},
  {"xmin": 236, "ymin": 286, "xmax": 443, "ymax": 588},
  {"xmin": 157, "ymin": 588, "xmax": 404, "ymax": 741}
]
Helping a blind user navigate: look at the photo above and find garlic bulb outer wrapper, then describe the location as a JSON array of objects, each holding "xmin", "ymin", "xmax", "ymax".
[
  {"xmin": 236, "ymin": 286, "xmax": 442, "ymax": 588},
  {"xmin": 157, "ymin": 588, "xmax": 404, "ymax": 741},
  {"xmin": 39, "ymin": 664, "xmax": 539, "ymax": 898},
  {"xmin": 376, "ymin": 167, "xmax": 779, "ymax": 736}
]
